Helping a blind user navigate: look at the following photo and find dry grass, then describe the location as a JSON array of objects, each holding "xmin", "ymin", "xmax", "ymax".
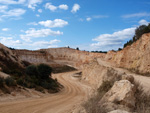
[
  {"xmin": 82, "ymin": 68, "xmax": 122, "ymax": 113},
  {"xmin": 134, "ymin": 81, "xmax": 150, "ymax": 113},
  {"xmin": 82, "ymin": 80, "xmax": 115, "ymax": 113}
]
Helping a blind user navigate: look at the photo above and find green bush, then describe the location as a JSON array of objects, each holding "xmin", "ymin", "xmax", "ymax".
[
  {"xmin": 37, "ymin": 64, "xmax": 52, "ymax": 79},
  {"xmin": 0, "ymin": 77, "xmax": 4, "ymax": 88},
  {"xmin": 25, "ymin": 65, "xmax": 39, "ymax": 77},
  {"xmin": 35, "ymin": 86, "xmax": 44, "ymax": 93},
  {"xmin": 5, "ymin": 77, "xmax": 16, "ymax": 86},
  {"xmin": 124, "ymin": 23, "xmax": 150, "ymax": 48}
]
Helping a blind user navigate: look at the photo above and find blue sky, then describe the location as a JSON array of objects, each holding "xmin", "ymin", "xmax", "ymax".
[{"xmin": 0, "ymin": 0, "xmax": 150, "ymax": 51}]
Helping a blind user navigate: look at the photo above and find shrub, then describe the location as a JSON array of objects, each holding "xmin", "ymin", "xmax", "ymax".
[
  {"xmin": 124, "ymin": 23, "xmax": 150, "ymax": 48},
  {"xmin": 25, "ymin": 65, "xmax": 39, "ymax": 77},
  {"xmin": 97, "ymin": 81, "xmax": 113, "ymax": 94},
  {"xmin": 37, "ymin": 64, "xmax": 52, "ymax": 79},
  {"xmin": 35, "ymin": 86, "xmax": 44, "ymax": 93},
  {"xmin": 83, "ymin": 80, "xmax": 114, "ymax": 113},
  {"xmin": 134, "ymin": 81, "xmax": 150, "ymax": 113},
  {"xmin": 0, "ymin": 77, "xmax": 4, "ymax": 88},
  {"xmin": 16, "ymin": 77, "xmax": 25, "ymax": 86},
  {"xmin": 5, "ymin": 77, "xmax": 16, "ymax": 86}
]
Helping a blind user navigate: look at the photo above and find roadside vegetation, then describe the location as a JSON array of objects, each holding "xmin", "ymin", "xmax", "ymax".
[
  {"xmin": 124, "ymin": 24, "xmax": 150, "ymax": 48},
  {"xmin": 83, "ymin": 80, "xmax": 114, "ymax": 113},
  {"xmin": 83, "ymin": 75, "xmax": 150, "ymax": 113},
  {"xmin": 52, "ymin": 64, "xmax": 77, "ymax": 74},
  {"xmin": 16, "ymin": 64, "xmax": 60, "ymax": 93},
  {"xmin": 134, "ymin": 81, "xmax": 150, "ymax": 113},
  {"xmin": 0, "ymin": 76, "xmax": 17, "ymax": 94},
  {"xmin": 0, "ymin": 53, "xmax": 60, "ymax": 93},
  {"xmin": 83, "ymin": 70, "xmax": 121, "ymax": 113}
]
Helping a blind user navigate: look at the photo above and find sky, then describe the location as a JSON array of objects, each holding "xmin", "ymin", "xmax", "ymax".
[{"xmin": 0, "ymin": 0, "xmax": 150, "ymax": 51}]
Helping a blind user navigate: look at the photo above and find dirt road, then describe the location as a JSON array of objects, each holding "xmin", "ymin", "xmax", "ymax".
[{"xmin": 0, "ymin": 71, "xmax": 90, "ymax": 113}]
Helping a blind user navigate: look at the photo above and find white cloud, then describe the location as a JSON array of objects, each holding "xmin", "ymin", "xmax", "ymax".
[
  {"xmin": 45, "ymin": 3, "xmax": 57, "ymax": 11},
  {"xmin": 27, "ymin": 22, "xmax": 38, "ymax": 25},
  {"xmin": 2, "ymin": 28, "xmax": 9, "ymax": 31},
  {"xmin": 0, "ymin": 0, "xmax": 26, "ymax": 5},
  {"xmin": 91, "ymin": 27, "xmax": 136, "ymax": 51},
  {"xmin": 139, "ymin": 19, "xmax": 149, "ymax": 25},
  {"xmin": 36, "ymin": 14, "xmax": 40, "ymax": 17},
  {"xmin": 0, "ymin": 0, "xmax": 42, "ymax": 10},
  {"xmin": 32, "ymin": 39, "xmax": 60, "ymax": 48},
  {"xmin": 0, "ymin": 36, "xmax": 22, "ymax": 47},
  {"xmin": 28, "ymin": 0, "xmax": 42, "ymax": 10},
  {"xmin": 38, "ymin": 9, "xmax": 42, "ymax": 13},
  {"xmin": 39, "ymin": 19, "xmax": 68, "ymax": 28},
  {"xmin": 71, "ymin": 4, "xmax": 80, "ymax": 13},
  {"xmin": 20, "ymin": 28, "xmax": 63, "ymax": 42},
  {"xmin": 1, "ymin": 8, "xmax": 26, "ymax": 18},
  {"xmin": 0, "ymin": 36, "xmax": 60, "ymax": 50},
  {"xmin": 58, "ymin": 4, "xmax": 68, "ymax": 10},
  {"xmin": 86, "ymin": 17, "xmax": 91, "ymax": 21},
  {"xmin": 0, "ymin": 5, "xmax": 8, "ymax": 12},
  {"xmin": 122, "ymin": 12, "xmax": 150, "ymax": 18}
]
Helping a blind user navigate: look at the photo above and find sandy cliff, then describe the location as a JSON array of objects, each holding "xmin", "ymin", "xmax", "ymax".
[
  {"xmin": 105, "ymin": 33, "xmax": 150, "ymax": 74},
  {"xmin": 13, "ymin": 48, "xmax": 105, "ymax": 68},
  {"xmin": 0, "ymin": 43, "xmax": 24, "ymax": 71}
]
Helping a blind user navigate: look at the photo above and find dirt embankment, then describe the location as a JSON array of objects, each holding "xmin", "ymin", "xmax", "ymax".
[
  {"xmin": 13, "ymin": 48, "xmax": 105, "ymax": 68},
  {"xmin": 105, "ymin": 33, "xmax": 150, "ymax": 75}
]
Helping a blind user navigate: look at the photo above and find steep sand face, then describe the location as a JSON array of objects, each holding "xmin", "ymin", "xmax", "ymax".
[
  {"xmin": 14, "ymin": 48, "xmax": 105, "ymax": 68},
  {"xmin": 14, "ymin": 50, "xmax": 54, "ymax": 64},
  {"xmin": 105, "ymin": 33, "xmax": 150, "ymax": 74},
  {"xmin": 0, "ymin": 43, "xmax": 24, "ymax": 68}
]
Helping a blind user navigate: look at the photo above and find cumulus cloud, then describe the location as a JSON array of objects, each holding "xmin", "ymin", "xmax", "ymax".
[
  {"xmin": 71, "ymin": 4, "xmax": 80, "ymax": 13},
  {"xmin": 0, "ymin": 36, "xmax": 22, "ymax": 47},
  {"xmin": 86, "ymin": 17, "xmax": 91, "ymax": 21},
  {"xmin": 58, "ymin": 4, "xmax": 68, "ymax": 10},
  {"xmin": 1, "ymin": 8, "xmax": 26, "ymax": 17},
  {"xmin": 39, "ymin": 19, "xmax": 68, "ymax": 28},
  {"xmin": 32, "ymin": 39, "xmax": 60, "ymax": 48},
  {"xmin": 27, "ymin": 22, "xmax": 38, "ymax": 25},
  {"xmin": 45, "ymin": 3, "xmax": 57, "ymax": 11},
  {"xmin": 2, "ymin": 28, "xmax": 9, "ymax": 31},
  {"xmin": 45, "ymin": 3, "xmax": 68, "ymax": 11},
  {"xmin": 0, "ymin": 0, "xmax": 26, "ymax": 5},
  {"xmin": 28, "ymin": 0, "xmax": 42, "ymax": 10},
  {"xmin": 0, "ymin": 5, "xmax": 8, "ymax": 12},
  {"xmin": 0, "ymin": 0, "xmax": 42, "ymax": 10},
  {"xmin": 91, "ymin": 27, "xmax": 136, "ymax": 51},
  {"xmin": 122, "ymin": 12, "xmax": 150, "ymax": 18},
  {"xmin": 0, "ymin": 36, "xmax": 60, "ymax": 50},
  {"xmin": 139, "ymin": 19, "xmax": 149, "ymax": 25},
  {"xmin": 38, "ymin": 9, "xmax": 42, "ymax": 13},
  {"xmin": 20, "ymin": 28, "xmax": 63, "ymax": 42},
  {"xmin": 36, "ymin": 14, "xmax": 40, "ymax": 17}
]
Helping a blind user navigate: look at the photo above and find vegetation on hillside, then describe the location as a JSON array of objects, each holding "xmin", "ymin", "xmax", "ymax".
[
  {"xmin": 124, "ymin": 24, "xmax": 150, "ymax": 48},
  {"xmin": 91, "ymin": 51, "xmax": 107, "ymax": 53},
  {"xmin": 0, "ymin": 77, "xmax": 17, "ymax": 94},
  {"xmin": 16, "ymin": 64, "xmax": 60, "ymax": 93},
  {"xmin": 0, "ymin": 50, "xmax": 60, "ymax": 93}
]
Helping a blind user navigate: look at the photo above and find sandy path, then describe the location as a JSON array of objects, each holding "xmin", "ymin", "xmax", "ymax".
[
  {"xmin": 97, "ymin": 58, "xmax": 150, "ymax": 93},
  {"xmin": 0, "ymin": 71, "xmax": 90, "ymax": 113}
]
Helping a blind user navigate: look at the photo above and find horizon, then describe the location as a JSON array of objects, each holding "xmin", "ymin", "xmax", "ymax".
[{"xmin": 0, "ymin": 0, "xmax": 150, "ymax": 51}]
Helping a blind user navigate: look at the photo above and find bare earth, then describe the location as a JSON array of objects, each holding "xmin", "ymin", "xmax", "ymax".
[
  {"xmin": 97, "ymin": 58, "xmax": 150, "ymax": 93},
  {"xmin": 0, "ymin": 71, "xmax": 90, "ymax": 113}
]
